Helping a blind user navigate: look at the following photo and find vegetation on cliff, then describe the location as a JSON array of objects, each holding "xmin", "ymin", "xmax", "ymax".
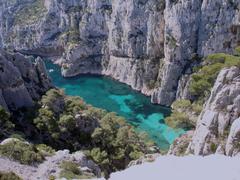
[
  {"xmin": 32, "ymin": 89, "xmax": 151, "ymax": 176},
  {"xmin": 166, "ymin": 51, "xmax": 240, "ymax": 131},
  {"xmin": 190, "ymin": 52, "xmax": 240, "ymax": 104},
  {"xmin": 0, "ymin": 107, "xmax": 14, "ymax": 139},
  {"xmin": 0, "ymin": 171, "xmax": 22, "ymax": 180},
  {"xmin": 0, "ymin": 139, "xmax": 45, "ymax": 165},
  {"xmin": 0, "ymin": 89, "xmax": 152, "ymax": 177},
  {"xmin": 165, "ymin": 100, "xmax": 201, "ymax": 129},
  {"xmin": 14, "ymin": 0, "xmax": 47, "ymax": 25}
]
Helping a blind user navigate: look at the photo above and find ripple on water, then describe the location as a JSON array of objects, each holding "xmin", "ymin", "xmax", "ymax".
[{"xmin": 45, "ymin": 61, "xmax": 185, "ymax": 150}]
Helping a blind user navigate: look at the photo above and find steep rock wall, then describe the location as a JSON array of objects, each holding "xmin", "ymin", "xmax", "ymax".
[
  {"xmin": 0, "ymin": 0, "xmax": 239, "ymax": 106},
  {"xmin": 0, "ymin": 50, "xmax": 52, "ymax": 111},
  {"xmin": 188, "ymin": 67, "xmax": 240, "ymax": 156}
]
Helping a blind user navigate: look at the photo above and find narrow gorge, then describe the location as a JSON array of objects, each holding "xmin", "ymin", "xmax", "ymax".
[
  {"xmin": 1, "ymin": 0, "xmax": 239, "ymax": 106},
  {"xmin": 0, "ymin": 0, "xmax": 240, "ymax": 180}
]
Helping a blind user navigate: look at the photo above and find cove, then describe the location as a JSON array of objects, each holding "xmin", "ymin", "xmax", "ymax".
[{"xmin": 45, "ymin": 61, "xmax": 184, "ymax": 151}]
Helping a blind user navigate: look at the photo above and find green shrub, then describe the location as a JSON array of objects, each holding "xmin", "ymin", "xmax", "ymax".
[
  {"xmin": 58, "ymin": 115, "xmax": 75, "ymax": 133},
  {"xmin": 48, "ymin": 175, "xmax": 55, "ymax": 180},
  {"xmin": 235, "ymin": 46, "xmax": 240, "ymax": 56},
  {"xmin": 0, "ymin": 107, "xmax": 14, "ymax": 139},
  {"xmin": 210, "ymin": 143, "xmax": 217, "ymax": 153},
  {"xmin": 87, "ymin": 113, "xmax": 148, "ymax": 177},
  {"xmin": 0, "ymin": 171, "xmax": 22, "ymax": 180},
  {"xmin": 14, "ymin": 0, "xmax": 47, "ymax": 25},
  {"xmin": 191, "ymin": 103, "xmax": 203, "ymax": 115},
  {"xmin": 60, "ymin": 161, "xmax": 81, "ymax": 175},
  {"xmin": 64, "ymin": 96, "xmax": 86, "ymax": 114},
  {"xmin": 59, "ymin": 161, "xmax": 82, "ymax": 180},
  {"xmin": 172, "ymin": 100, "xmax": 192, "ymax": 111},
  {"xmin": 165, "ymin": 112, "xmax": 193, "ymax": 129},
  {"xmin": 9, "ymin": 133, "xmax": 26, "ymax": 141},
  {"xmin": 0, "ymin": 140, "xmax": 44, "ymax": 165},
  {"xmin": 190, "ymin": 53, "xmax": 240, "ymax": 102},
  {"xmin": 165, "ymin": 100, "xmax": 202, "ymax": 130},
  {"xmin": 35, "ymin": 144, "xmax": 55, "ymax": 156},
  {"xmin": 33, "ymin": 89, "xmax": 150, "ymax": 177}
]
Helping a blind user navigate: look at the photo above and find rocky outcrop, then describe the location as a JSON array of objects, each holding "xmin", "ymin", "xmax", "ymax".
[
  {"xmin": 104, "ymin": 0, "xmax": 165, "ymax": 95},
  {"xmin": 0, "ymin": 0, "xmax": 239, "ymax": 106},
  {"xmin": 127, "ymin": 154, "xmax": 160, "ymax": 167},
  {"xmin": 168, "ymin": 130, "xmax": 194, "ymax": 156},
  {"xmin": 226, "ymin": 118, "xmax": 240, "ymax": 156},
  {"xmin": 188, "ymin": 67, "xmax": 240, "ymax": 156},
  {"xmin": 0, "ymin": 49, "xmax": 52, "ymax": 111},
  {"xmin": 0, "ymin": 150, "xmax": 101, "ymax": 180}
]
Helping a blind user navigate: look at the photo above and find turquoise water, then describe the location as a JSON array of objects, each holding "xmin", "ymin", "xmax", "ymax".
[{"xmin": 45, "ymin": 61, "xmax": 184, "ymax": 150}]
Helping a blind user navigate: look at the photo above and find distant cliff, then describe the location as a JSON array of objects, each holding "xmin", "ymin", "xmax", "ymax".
[{"xmin": 0, "ymin": 0, "xmax": 239, "ymax": 106}]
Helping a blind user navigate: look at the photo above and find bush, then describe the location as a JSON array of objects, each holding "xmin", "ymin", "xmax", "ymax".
[
  {"xmin": 60, "ymin": 161, "xmax": 82, "ymax": 179},
  {"xmin": 14, "ymin": 0, "xmax": 47, "ymax": 25},
  {"xmin": 210, "ymin": 143, "xmax": 217, "ymax": 153},
  {"xmin": 33, "ymin": 89, "xmax": 150, "ymax": 177},
  {"xmin": 87, "ymin": 113, "xmax": 148, "ymax": 177},
  {"xmin": 165, "ymin": 100, "xmax": 202, "ymax": 129},
  {"xmin": 0, "ymin": 107, "xmax": 14, "ymax": 139},
  {"xmin": 0, "ymin": 140, "xmax": 44, "ymax": 165},
  {"xmin": 0, "ymin": 172, "xmax": 22, "ymax": 180},
  {"xmin": 35, "ymin": 144, "xmax": 55, "ymax": 156},
  {"xmin": 235, "ymin": 46, "xmax": 240, "ymax": 56},
  {"xmin": 165, "ymin": 112, "xmax": 193, "ymax": 129},
  {"xmin": 172, "ymin": 100, "xmax": 192, "ymax": 111},
  {"xmin": 189, "ymin": 53, "xmax": 240, "ymax": 102},
  {"xmin": 58, "ymin": 115, "xmax": 75, "ymax": 133},
  {"xmin": 9, "ymin": 133, "xmax": 25, "ymax": 141}
]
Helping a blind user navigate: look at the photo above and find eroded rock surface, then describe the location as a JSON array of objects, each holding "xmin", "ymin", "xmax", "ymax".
[
  {"xmin": 0, "ymin": 49, "xmax": 52, "ymax": 111},
  {"xmin": 188, "ymin": 67, "xmax": 240, "ymax": 156},
  {"xmin": 0, "ymin": 0, "xmax": 239, "ymax": 105},
  {"xmin": 0, "ymin": 150, "xmax": 101, "ymax": 180}
]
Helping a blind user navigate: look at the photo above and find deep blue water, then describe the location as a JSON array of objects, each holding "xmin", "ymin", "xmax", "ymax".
[{"xmin": 45, "ymin": 61, "xmax": 184, "ymax": 150}]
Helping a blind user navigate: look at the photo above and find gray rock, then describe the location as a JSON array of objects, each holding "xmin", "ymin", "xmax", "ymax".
[
  {"xmin": 0, "ymin": 149, "xmax": 101, "ymax": 180},
  {"xmin": 226, "ymin": 118, "xmax": 240, "ymax": 156},
  {"xmin": 0, "ymin": 49, "xmax": 52, "ymax": 111},
  {"xmin": 168, "ymin": 130, "xmax": 194, "ymax": 156},
  {"xmin": 188, "ymin": 67, "xmax": 240, "ymax": 155},
  {"xmin": 0, "ymin": 0, "xmax": 239, "ymax": 106}
]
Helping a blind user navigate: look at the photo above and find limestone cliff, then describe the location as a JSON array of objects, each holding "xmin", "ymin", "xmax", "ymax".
[
  {"xmin": 0, "ymin": 0, "xmax": 239, "ymax": 106},
  {"xmin": 0, "ymin": 49, "xmax": 52, "ymax": 111},
  {"xmin": 188, "ymin": 67, "xmax": 240, "ymax": 156}
]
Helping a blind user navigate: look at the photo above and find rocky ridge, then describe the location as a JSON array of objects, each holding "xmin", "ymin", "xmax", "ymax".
[
  {"xmin": 0, "ymin": 49, "xmax": 52, "ymax": 111},
  {"xmin": 0, "ymin": 148, "xmax": 101, "ymax": 180},
  {"xmin": 188, "ymin": 66, "xmax": 240, "ymax": 156},
  {"xmin": 0, "ymin": 0, "xmax": 239, "ymax": 106}
]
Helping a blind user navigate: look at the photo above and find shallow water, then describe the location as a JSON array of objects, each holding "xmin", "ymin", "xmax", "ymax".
[{"xmin": 45, "ymin": 61, "xmax": 184, "ymax": 150}]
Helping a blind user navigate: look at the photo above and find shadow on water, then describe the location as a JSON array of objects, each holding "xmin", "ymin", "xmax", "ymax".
[{"xmin": 45, "ymin": 60, "xmax": 185, "ymax": 151}]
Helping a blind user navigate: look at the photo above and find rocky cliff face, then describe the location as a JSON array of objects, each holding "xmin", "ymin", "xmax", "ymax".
[
  {"xmin": 0, "ymin": 0, "xmax": 239, "ymax": 106},
  {"xmin": 188, "ymin": 67, "xmax": 240, "ymax": 156},
  {"xmin": 0, "ymin": 50, "xmax": 52, "ymax": 111}
]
